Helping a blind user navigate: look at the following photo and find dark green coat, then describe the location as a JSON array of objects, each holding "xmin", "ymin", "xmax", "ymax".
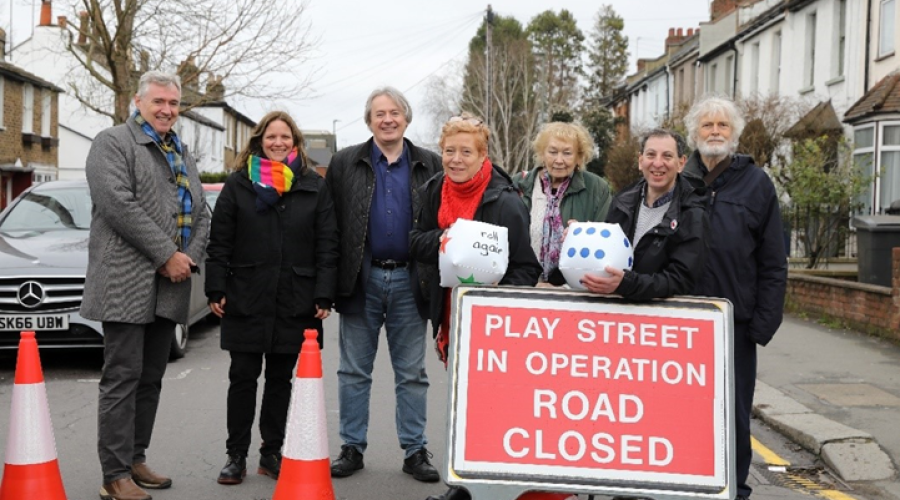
[{"xmin": 516, "ymin": 167, "xmax": 612, "ymax": 223}]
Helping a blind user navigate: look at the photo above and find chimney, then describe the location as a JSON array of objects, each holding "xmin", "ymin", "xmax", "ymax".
[
  {"xmin": 206, "ymin": 73, "xmax": 225, "ymax": 101},
  {"xmin": 57, "ymin": 16, "xmax": 67, "ymax": 29},
  {"xmin": 78, "ymin": 11, "xmax": 88, "ymax": 45},
  {"xmin": 687, "ymin": 28, "xmax": 695, "ymax": 37},
  {"xmin": 637, "ymin": 59, "xmax": 647, "ymax": 73},
  {"xmin": 666, "ymin": 27, "xmax": 687, "ymax": 48},
  {"xmin": 0, "ymin": 28, "xmax": 6, "ymax": 59},
  {"xmin": 710, "ymin": 0, "xmax": 739, "ymax": 22},
  {"xmin": 40, "ymin": 1, "xmax": 52, "ymax": 27}
]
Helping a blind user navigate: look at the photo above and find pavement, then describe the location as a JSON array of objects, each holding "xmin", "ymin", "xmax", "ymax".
[{"xmin": 754, "ymin": 313, "xmax": 900, "ymax": 499}]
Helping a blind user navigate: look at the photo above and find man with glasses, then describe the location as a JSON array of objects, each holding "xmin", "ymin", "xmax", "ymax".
[{"xmin": 326, "ymin": 87, "xmax": 442, "ymax": 482}]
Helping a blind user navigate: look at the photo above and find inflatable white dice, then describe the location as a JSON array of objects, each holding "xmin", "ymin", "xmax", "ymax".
[
  {"xmin": 559, "ymin": 222, "xmax": 634, "ymax": 289},
  {"xmin": 439, "ymin": 219, "xmax": 509, "ymax": 287}
]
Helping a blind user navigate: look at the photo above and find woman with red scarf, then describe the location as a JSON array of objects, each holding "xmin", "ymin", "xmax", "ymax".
[{"xmin": 410, "ymin": 114, "xmax": 559, "ymax": 500}]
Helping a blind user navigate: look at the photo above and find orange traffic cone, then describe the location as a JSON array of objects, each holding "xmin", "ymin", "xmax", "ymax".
[
  {"xmin": 272, "ymin": 329, "xmax": 335, "ymax": 500},
  {"xmin": 0, "ymin": 331, "xmax": 67, "ymax": 500}
]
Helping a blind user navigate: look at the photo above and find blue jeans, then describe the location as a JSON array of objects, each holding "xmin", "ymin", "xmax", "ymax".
[{"xmin": 337, "ymin": 266, "xmax": 429, "ymax": 458}]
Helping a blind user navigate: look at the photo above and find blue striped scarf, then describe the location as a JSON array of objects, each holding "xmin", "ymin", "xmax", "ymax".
[{"xmin": 133, "ymin": 112, "xmax": 192, "ymax": 251}]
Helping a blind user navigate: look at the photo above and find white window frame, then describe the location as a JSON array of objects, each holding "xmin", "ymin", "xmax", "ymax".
[
  {"xmin": 805, "ymin": 12, "xmax": 817, "ymax": 88},
  {"xmin": 770, "ymin": 31, "xmax": 782, "ymax": 92},
  {"xmin": 853, "ymin": 124, "xmax": 876, "ymax": 215},
  {"xmin": 878, "ymin": 120, "xmax": 900, "ymax": 212},
  {"xmin": 41, "ymin": 90, "xmax": 51, "ymax": 137},
  {"xmin": 879, "ymin": 0, "xmax": 896, "ymax": 58},
  {"xmin": 750, "ymin": 42, "xmax": 760, "ymax": 93},
  {"xmin": 724, "ymin": 55, "xmax": 734, "ymax": 96},
  {"xmin": 22, "ymin": 84, "xmax": 34, "ymax": 134},
  {"xmin": 833, "ymin": 0, "xmax": 847, "ymax": 78},
  {"xmin": 0, "ymin": 78, "xmax": 5, "ymax": 129}
]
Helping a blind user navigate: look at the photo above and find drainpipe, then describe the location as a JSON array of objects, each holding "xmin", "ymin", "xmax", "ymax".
[
  {"xmin": 731, "ymin": 44, "xmax": 739, "ymax": 98},
  {"xmin": 865, "ymin": 0, "xmax": 872, "ymax": 90}
]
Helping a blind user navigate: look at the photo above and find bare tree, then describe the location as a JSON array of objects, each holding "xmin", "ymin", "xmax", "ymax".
[
  {"xmin": 462, "ymin": 43, "xmax": 540, "ymax": 174},
  {"xmin": 737, "ymin": 93, "xmax": 811, "ymax": 170},
  {"xmin": 61, "ymin": 0, "xmax": 316, "ymax": 123}
]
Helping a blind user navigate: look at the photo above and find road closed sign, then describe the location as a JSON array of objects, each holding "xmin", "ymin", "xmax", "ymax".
[{"xmin": 443, "ymin": 287, "xmax": 734, "ymax": 500}]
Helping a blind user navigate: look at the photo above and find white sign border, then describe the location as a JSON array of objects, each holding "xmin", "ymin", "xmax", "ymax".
[{"xmin": 444, "ymin": 287, "xmax": 734, "ymax": 498}]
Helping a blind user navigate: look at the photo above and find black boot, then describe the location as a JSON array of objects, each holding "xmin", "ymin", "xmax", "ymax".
[
  {"xmin": 217, "ymin": 453, "xmax": 247, "ymax": 485},
  {"xmin": 425, "ymin": 486, "xmax": 471, "ymax": 500},
  {"xmin": 258, "ymin": 452, "xmax": 282, "ymax": 479}
]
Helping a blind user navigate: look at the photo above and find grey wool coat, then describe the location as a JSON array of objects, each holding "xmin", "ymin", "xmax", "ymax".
[{"xmin": 81, "ymin": 117, "xmax": 209, "ymax": 325}]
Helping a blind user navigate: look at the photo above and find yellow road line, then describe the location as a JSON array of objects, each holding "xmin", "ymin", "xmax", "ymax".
[
  {"xmin": 751, "ymin": 436, "xmax": 860, "ymax": 500},
  {"xmin": 751, "ymin": 436, "xmax": 790, "ymax": 466}
]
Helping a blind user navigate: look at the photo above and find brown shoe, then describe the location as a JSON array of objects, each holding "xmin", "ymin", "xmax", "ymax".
[
  {"xmin": 99, "ymin": 478, "xmax": 152, "ymax": 500},
  {"xmin": 131, "ymin": 462, "xmax": 172, "ymax": 489}
]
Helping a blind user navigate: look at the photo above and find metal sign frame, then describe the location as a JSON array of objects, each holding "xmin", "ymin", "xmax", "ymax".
[{"xmin": 441, "ymin": 286, "xmax": 736, "ymax": 500}]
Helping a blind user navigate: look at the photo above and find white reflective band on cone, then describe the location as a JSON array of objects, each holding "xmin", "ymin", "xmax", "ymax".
[
  {"xmin": 5, "ymin": 382, "xmax": 58, "ymax": 465},
  {"xmin": 283, "ymin": 378, "xmax": 328, "ymax": 460}
]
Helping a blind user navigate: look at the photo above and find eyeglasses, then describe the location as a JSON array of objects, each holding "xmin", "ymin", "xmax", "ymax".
[{"xmin": 448, "ymin": 116, "xmax": 483, "ymax": 126}]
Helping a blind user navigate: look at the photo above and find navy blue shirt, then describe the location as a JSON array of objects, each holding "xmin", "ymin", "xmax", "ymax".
[{"xmin": 368, "ymin": 142, "xmax": 412, "ymax": 261}]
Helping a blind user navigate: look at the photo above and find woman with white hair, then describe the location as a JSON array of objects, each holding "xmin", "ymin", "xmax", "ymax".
[{"xmin": 682, "ymin": 95, "xmax": 787, "ymax": 500}]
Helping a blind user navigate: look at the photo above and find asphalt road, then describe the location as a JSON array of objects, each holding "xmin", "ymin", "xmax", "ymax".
[{"xmin": 0, "ymin": 316, "xmax": 863, "ymax": 500}]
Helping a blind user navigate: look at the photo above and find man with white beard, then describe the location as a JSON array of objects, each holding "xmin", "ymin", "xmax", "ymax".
[{"xmin": 681, "ymin": 96, "xmax": 787, "ymax": 500}]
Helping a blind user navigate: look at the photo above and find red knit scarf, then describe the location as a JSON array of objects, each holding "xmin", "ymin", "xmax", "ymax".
[{"xmin": 438, "ymin": 158, "xmax": 493, "ymax": 229}]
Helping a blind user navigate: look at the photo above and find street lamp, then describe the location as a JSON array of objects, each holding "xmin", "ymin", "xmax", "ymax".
[{"xmin": 332, "ymin": 119, "xmax": 341, "ymax": 153}]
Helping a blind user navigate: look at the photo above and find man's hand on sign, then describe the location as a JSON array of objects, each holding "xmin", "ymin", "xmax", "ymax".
[{"xmin": 581, "ymin": 265, "xmax": 625, "ymax": 294}]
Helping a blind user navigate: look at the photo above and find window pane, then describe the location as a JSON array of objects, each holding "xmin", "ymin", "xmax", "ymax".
[
  {"xmin": 884, "ymin": 125, "xmax": 900, "ymax": 145},
  {"xmin": 880, "ymin": 150, "xmax": 900, "ymax": 212},
  {"xmin": 854, "ymin": 127, "xmax": 874, "ymax": 148},
  {"xmin": 855, "ymin": 152, "xmax": 875, "ymax": 214},
  {"xmin": 881, "ymin": 0, "xmax": 896, "ymax": 56}
]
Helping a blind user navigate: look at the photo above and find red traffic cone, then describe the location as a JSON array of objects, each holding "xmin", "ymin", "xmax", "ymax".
[
  {"xmin": 0, "ymin": 331, "xmax": 67, "ymax": 500},
  {"xmin": 272, "ymin": 329, "xmax": 335, "ymax": 500}
]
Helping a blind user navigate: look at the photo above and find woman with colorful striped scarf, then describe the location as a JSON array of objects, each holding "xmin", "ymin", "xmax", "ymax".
[{"xmin": 205, "ymin": 111, "xmax": 339, "ymax": 486}]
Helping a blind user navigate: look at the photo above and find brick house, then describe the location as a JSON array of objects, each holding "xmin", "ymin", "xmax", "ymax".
[{"xmin": 0, "ymin": 28, "xmax": 62, "ymax": 208}]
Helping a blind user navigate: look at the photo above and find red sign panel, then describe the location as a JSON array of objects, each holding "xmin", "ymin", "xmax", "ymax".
[{"xmin": 447, "ymin": 290, "xmax": 731, "ymax": 493}]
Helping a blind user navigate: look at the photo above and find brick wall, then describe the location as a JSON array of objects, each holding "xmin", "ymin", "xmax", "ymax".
[
  {"xmin": 0, "ymin": 77, "xmax": 60, "ymax": 167},
  {"xmin": 786, "ymin": 248, "xmax": 900, "ymax": 342}
]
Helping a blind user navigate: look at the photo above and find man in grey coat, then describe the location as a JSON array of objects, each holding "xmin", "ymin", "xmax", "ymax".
[{"xmin": 82, "ymin": 71, "xmax": 209, "ymax": 500}]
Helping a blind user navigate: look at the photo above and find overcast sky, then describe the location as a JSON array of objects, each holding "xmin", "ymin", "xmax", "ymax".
[{"xmin": 2, "ymin": 0, "xmax": 711, "ymax": 149}]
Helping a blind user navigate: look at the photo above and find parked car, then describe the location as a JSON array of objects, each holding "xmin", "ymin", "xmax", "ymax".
[
  {"xmin": 203, "ymin": 182, "xmax": 224, "ymax": 211},
  {"xmin": 0, "ymin": 180, "xmax": 210, "ymax": 360}
]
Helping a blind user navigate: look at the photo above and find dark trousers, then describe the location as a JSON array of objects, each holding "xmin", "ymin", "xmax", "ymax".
[
  {"xmin": 98, "ymin": 318, "xmax": 174, "ymax": 483},
  {"xmin": 226, "ymin": 351, "xmax": 298, "ymax": 456},
  {"xmin": 734, "ymin": 322, "xmax": 758, "ymax": 498}
]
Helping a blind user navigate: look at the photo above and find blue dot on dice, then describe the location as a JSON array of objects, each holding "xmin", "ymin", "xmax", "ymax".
[
  {"xmin": 586, "ymin": 227, "xmax": 596, "ymax": 235},
  {"xmin": 573, "ymin": 227, "xmax": 582, "ymax": 235},
  {"xmin": 567, "ymin": 248, "xmax": 576, "ymax": 258},
  {"xmin": 580, "ymin": 248, "xmax": 589, "ymax": 258},
  {"xmin": 601, "ymin": 229, "xmax": 611, "ymax": 238},
  {"xmin": 624, "ymin": 238, "xmax": 630, "ymax": 248},
  {"xmin": 595, "ymin": 249, "xmax": 605, "ymax": 259}
]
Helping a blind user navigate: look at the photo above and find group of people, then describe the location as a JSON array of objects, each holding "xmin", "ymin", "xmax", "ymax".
[{"xmin": 82, "ymin": 69, "xmax": 786, "ymax": 500}]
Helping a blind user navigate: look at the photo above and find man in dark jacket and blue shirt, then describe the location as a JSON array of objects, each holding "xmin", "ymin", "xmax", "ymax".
[
  {"xmin": 325, "ymin": 87, "xmax": 442, "ymax": 482},
  {"xmin": 682, "ymin": 96, "xmax": 788, "ymax": 500}
]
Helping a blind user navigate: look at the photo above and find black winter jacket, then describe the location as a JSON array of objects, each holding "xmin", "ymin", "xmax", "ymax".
[
  {"xmin": 205, "ymin": 168, "xmax": 339, "ymax": 353},
  {"xmin": 410, "ymin": 165, "xmax": 542, "ymax": 337},
  {"xmin": 325, "ymin": 138, "xmax": 441, "ymax": 313},
  {"xmin": 683, "ymin": 152, "xmax": 787, "ymax": 346},
  {"xmin": 606, "ymin": 174, "xmax": 708, "ymax": 301}
]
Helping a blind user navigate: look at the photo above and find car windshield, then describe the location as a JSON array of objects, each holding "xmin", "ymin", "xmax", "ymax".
[
  {"xmin": 205, "ymin": 190, "xmax": 221, "ymax": 210},
  {"xmin": 0, "ymin": 187, "xmax": 92, "ymax": 232}
]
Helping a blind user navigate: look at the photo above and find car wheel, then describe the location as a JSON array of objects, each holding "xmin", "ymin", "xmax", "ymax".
[{"xmin": 169, "ymin": 323, "xmax": 188, "ymax": 360}]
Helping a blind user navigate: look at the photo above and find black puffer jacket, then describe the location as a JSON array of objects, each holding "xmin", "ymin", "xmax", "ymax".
[
  {"xmin": 605, "ymin": 174, "xmax": 708, "ymax": 301},
  {"xmin": 410, "ymin": 164, "xmax": 542, "ymax": 337},
  {"xmin": 205, "ymin": 167, "xmax": 339, "ymax": 353},
  {"xmin": 683, "ymin": 152, "xmax": 787, "ymax": 346},
  {"xmin": 325, "ymin": 138, "xmax": 441, "ymax": 310}
]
